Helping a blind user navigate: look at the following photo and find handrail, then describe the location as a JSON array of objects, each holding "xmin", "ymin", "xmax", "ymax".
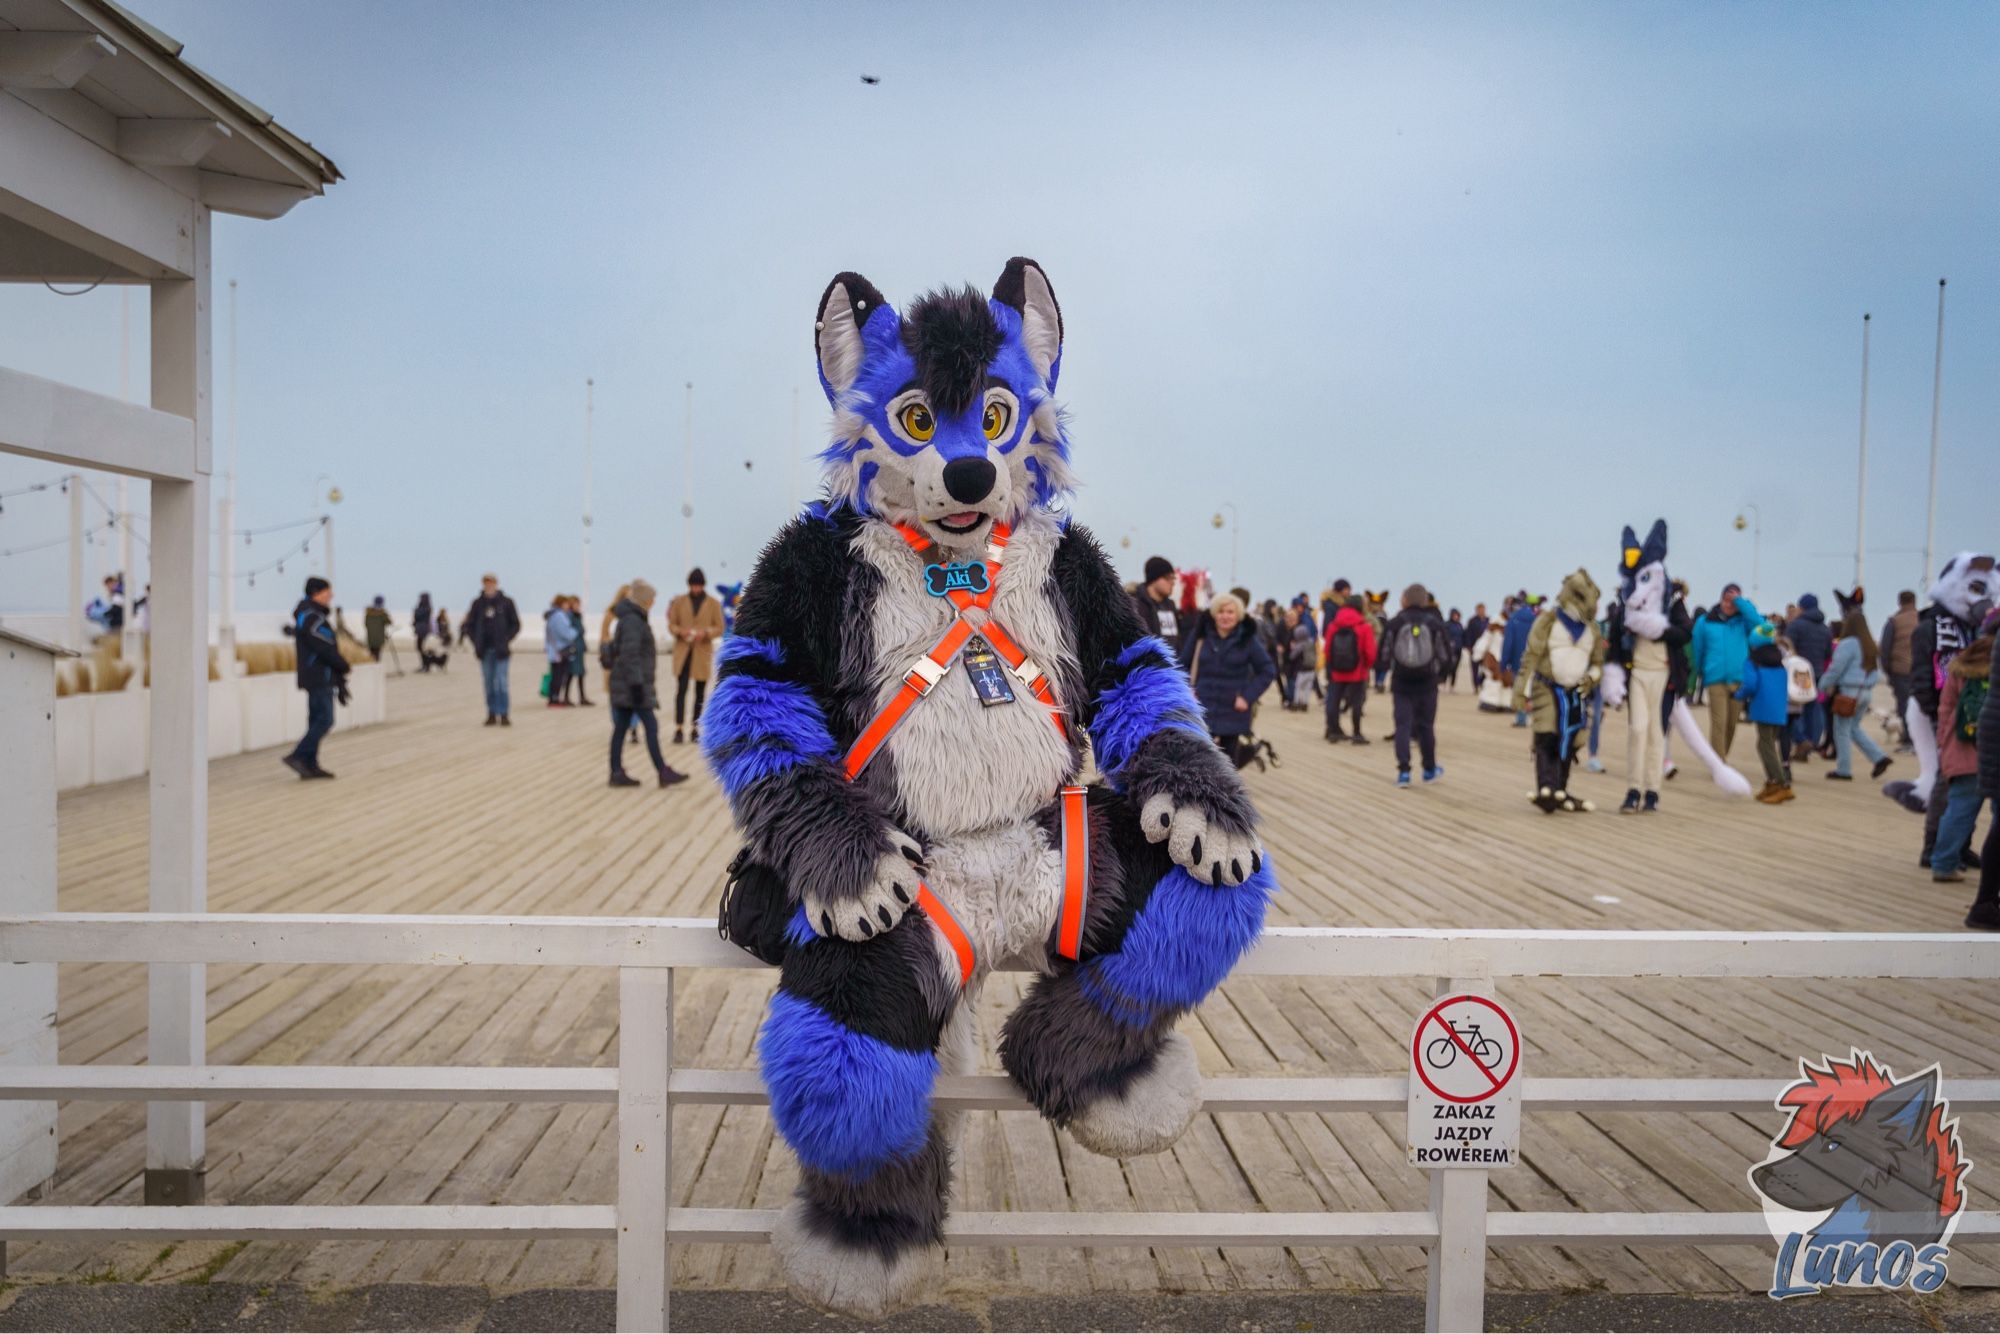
[
  {"xmin": 0, "ymin": 912, "xmax": 1990, "ymax": 1333},
  {"xmin": 0, "ymin": 913, "xmax": 1990, "ymax": 977}
]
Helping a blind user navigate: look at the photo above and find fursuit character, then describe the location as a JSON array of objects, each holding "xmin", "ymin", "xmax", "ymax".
[
  {"xmin": 1515, "ymin": 569, "xmax": 1605, "ymax": 812},
  {"xmin": 1601, "ymin": 520, "xmax": 1750, "ymax": 807},
  {"xmin": 1885, "ymin": 552, "xmax": 1995, "ymax": 819},
  {"xmin": 703, "ymin": 259, "xmax": 1275, "ymax": 1318},
  {"xmin": 716, "ymin": 579, "xmax": 744, "ymax": 636}
]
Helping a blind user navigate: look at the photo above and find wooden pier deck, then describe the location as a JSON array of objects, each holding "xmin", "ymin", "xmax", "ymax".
[{"xmin": 21, "ymin": 657, "xmax": 1999, "ymax": 1297}]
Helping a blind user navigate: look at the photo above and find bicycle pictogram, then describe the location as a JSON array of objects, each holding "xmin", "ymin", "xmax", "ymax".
[{"xmin": 1424, "ymin": 1020, "xmax": 1504, "ymax": 1072}]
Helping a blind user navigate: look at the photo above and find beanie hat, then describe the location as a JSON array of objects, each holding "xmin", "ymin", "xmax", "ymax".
[
  {"xmin": 1751, "ymin": 622, "xmax": 1777, "ymax": 646},
  {"xmin": 1143, "ymin": 556, "xmax": 1173, "ymax": 584},
  {"xmin": 1799, "ymin": 593, "xmax": 1819, "ymax": 612},
  {"xmin": 687, "ymin": 567, "xmax": 706, "ymax": 587}
]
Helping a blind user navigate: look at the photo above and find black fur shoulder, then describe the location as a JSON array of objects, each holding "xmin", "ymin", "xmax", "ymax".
[
  {"xmin": 1051, "ymin": 522, "xmax": 1155, "ymax": 709},
  {"xmin": 730, "ymin": 509, "xmax": 866, "ymax": 695}
]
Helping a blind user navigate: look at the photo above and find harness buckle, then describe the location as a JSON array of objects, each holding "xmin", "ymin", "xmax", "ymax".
[
  {"xmin": 1010, "ymin": 655, "xmax": 1047, "ymax": 691},
  {"xmin": 906, "ymin": 655, "xmax": 948, "ymax": 696}
]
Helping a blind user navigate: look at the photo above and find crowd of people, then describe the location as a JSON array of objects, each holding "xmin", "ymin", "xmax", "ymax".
[
  {"xmin": 1127, "ymin": 548, "xmax": 1996, "ymax": 932},
  {"xmin": 274, "ymin": 541, "xmax": 1996, "ymax": 932}
]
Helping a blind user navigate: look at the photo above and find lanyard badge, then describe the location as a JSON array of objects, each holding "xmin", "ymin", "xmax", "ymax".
[{"xmin": 961, "ymin": 636, "xmax": 1016, "ymax": 706}]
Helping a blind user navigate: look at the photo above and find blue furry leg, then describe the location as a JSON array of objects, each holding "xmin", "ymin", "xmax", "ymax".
[
  {"xmin": 762, "ymin": 914, "xmax": 960, "ymax": 1257},
  {"xmin": 1000, "ymin": 829, "xmax": 1276, "ymax": 1125}
]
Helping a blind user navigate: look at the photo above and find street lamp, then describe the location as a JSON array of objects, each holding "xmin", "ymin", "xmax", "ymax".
[
  {"xmin": 1733, "ymin": 504, "xmax": 1760, "ymax": 602},
  {"xmin": 1211, "ymin": 502, "xmax": 1239, "ymax": 585}
]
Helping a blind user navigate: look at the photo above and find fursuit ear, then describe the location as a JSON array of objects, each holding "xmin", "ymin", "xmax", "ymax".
[
  {"xmin": 1872, "ymin": 1069, "xmax": 1940, "ymax": 1144},
  {"xmin": 1620, "ymin": 525, "xmax": 1640, "ymax": 570},
  {"xmin": 815, "ymin": 271, "xmax": 889, "ymax": 402},
  {"xmin": 993, "ymin": 257, "xmax": 1064, "ymax": 387},
  {"xmin": 1642, "ymin": 519, "xmax": 1669, "ymax": 567}
]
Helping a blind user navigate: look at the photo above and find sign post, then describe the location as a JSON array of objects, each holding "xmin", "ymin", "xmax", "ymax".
[{"xmin": 1411, "ymin": 983, "xmax": 1521, "ymax": 1333}]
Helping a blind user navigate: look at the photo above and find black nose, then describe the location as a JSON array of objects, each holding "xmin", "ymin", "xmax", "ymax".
[{"xmin": 941, "ymin": 457, "xmax": 996, "ymax": 505}]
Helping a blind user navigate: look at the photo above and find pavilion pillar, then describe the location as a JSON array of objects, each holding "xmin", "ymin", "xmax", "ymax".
[{"xmin": 144, "ymin": 207, "xmax": 211, "ymax": 1205}]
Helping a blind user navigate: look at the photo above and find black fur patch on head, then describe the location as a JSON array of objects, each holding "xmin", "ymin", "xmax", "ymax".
[{"xmin": 900, "ymin": 286, "xmax": 1002, "ymax": 417}]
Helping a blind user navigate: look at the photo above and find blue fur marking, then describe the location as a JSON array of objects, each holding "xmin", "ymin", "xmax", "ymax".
[
  {"xmin": 784, "ymin": 904, "xmax": 818, "ymax": 948},
  {"xmin": 856, "ymin": 458, "xmax": 879, "ymax": 502},
  {"xmin": 1085, "ymin": 856, "xmax": 1274, "ymax": 1017},
  {"xmin": 702, "ymin": 673, "xmax": 837, "ymax": 800},
  {"xmin": 1092, "ymin": 649, "xmax": 1208, "ymax": 779},
  {"xmin": 760, "ymin": 990, "xmax": 935, "ymax": 1177},
  {"xmin": 716, "ymin": 635, "xmax": 785, "ymax": 668}
]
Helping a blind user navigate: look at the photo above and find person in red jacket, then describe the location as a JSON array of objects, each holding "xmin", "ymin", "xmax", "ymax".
[{"xmin": 1323, "ymin": 602, "xmax": 1379, "ymax": 744}]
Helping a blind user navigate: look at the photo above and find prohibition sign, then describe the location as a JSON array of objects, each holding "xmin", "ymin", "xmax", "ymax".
[{"xmin": 1412, "ymin": 994, "xmax": 1519, "ymax": 1104}]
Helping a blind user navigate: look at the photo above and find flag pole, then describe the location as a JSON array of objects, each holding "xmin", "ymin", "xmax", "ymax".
[{"xmin": 1854, "ymin": 312, "xmax": 1870, "ymax": 591}]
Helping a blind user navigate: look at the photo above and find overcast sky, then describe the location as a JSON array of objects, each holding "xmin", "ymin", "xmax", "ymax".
[{"xmin": 3, "ymin": 0, "xmax": 1994, "ymax": 621}]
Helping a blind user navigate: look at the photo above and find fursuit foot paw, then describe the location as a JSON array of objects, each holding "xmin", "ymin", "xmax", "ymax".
[
  {"xmin": 770, "ymin": 1199, "xmax": 938, "ymax": 1320},
  {"xmin": 1140, "ymin": 793, "xmax": 1263, "ymax": 886},
  {"xmin": 1065, "ymin": 1031, "xmax": 1203, "ymax": 1159},
  {"xmin": 801, "ymin": 829, "xmax": 925, "ymax": 942}
]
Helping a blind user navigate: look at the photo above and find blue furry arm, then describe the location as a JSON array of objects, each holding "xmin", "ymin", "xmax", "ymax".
[
  {"xmin": 701, "ymin": 519, "xmax": 902, "ymax": 907},
  {"xmin": 1051, "ymin": 525, "xmax": 1256, "ymax": 836}
]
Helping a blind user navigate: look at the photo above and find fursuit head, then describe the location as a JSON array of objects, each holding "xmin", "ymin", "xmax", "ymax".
[
  {"xmin": 1886, "ymin": 550, "xmax": 1994, "ymax": 812},
  {"xmin": 701, "ymin": 258, "xmax": 1277, "ymax": 1318}
]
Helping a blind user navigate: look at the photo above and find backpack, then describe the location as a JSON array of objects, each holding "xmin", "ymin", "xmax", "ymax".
[
  {"xmin": 1958, "ymin": 677, "xmax": 1988, "ymax": 745},
  {"xmin": 1328, "ymin": 624, "xmax": 1361, "ymax": 675},
  {"xmin": 1391, "ymin": 618, "xmax": 1439, "ymax": 675},
  {"xmin": 1785, "ymin": 656, "xmax": 1817, "ymax": 706}
]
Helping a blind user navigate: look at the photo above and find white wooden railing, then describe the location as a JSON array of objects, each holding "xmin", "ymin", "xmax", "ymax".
[{"xmin": 0, "ymin": 914, "xmax": 1993, "ymax": 1333}]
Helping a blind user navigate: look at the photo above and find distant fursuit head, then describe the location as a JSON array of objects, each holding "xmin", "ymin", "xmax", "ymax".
[
  {"xmin": 701, "ymin": 258, "xmax": 1276, "ymax": 1317},
  {"xmin": 1884, "ymin": 551, "xmax": 1994, "ymax": 813}
]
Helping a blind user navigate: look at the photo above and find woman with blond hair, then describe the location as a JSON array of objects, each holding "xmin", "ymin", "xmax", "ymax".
[{"xmin": 1177, "ymin": 590, "xmax": 1276, "ymax": 769}]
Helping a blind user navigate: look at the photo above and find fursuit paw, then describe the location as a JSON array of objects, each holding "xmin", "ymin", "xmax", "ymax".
[
  {"xmin": 800, "ymin": 828, "xmax": 925, "ymax": 942},
  {"xmin": 1066, "ymin": 1031, "xmax": 1203, "ymax": 1158},
  {"xmin": 771, "ymin": 1198, "xmax": 937, "ymax": 1320},
  {"xmin": 1139, "ymin": 791, "xmax": 1263, "ymax": 887}
]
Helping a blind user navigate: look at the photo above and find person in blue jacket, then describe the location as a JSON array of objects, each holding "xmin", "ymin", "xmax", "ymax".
[
  {"xmin": 1692, "ymin": 582, "xmax": 1764, "ymax": 761},
  {"xmin": 1500, "ymin": 594, "xmax": 1541, "ymax": 727},
  {"xmin": 1735, "ymin": 621, "xmax": 1792, "ymax": 802}
]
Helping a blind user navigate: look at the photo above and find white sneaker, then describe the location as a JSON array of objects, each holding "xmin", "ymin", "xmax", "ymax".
[{"xmin": 1584, "ymin": 757, "xmax": 1605, "ymax": 774}]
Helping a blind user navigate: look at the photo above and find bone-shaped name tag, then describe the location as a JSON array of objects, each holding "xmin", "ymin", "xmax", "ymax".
[{"xmin": 925, "ymin": 561, "xmax": 990, "ymax": 598}]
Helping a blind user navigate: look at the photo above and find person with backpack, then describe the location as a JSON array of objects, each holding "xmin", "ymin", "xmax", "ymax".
[
  {"xmin": 1931, "ymin": 624, "xmax": 1994, "ymax": 884},
  {"xmin": 1377, "ymin": 583, "xmax": 1450, "ymax": 786},
  {"xmin": 1736, "ymin": 622, "xmax": 1795, "ymax": 804},
  {"xmin": 1322, "ymin": 600, "xmax": 1377, "ymax": 743}
]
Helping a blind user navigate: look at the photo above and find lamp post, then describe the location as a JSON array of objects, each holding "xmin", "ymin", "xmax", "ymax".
[
  {"xmin": 1212, "ymin": 502, "xmax": 1239, "ymax": 585},
  {"xmin": 581, "ymin": 378, "xmax": 594, "ymax": 617},
  {"xmin": 1854, "ymin": 312, "xmax": 1870, "ymax": 590},
  {"xmin": 682, "ymin": 382, "xmax": 694, "ymax": 577},
  {"xmin": 313, "ymin": 473, "xmax": 339, "ymax": 590},
  {"xmin": 1923, "ymin": 280, "xmax": 1946, "ymax": 586},
  {"xmin": 1734, "ymin": 505, "xmax": 1761, "ymax": 602}
]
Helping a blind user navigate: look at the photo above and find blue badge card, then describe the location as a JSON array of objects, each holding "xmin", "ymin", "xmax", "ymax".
[{"xmin": 961, "ymin": 636, "xmax": 1016, "ymax": 706}]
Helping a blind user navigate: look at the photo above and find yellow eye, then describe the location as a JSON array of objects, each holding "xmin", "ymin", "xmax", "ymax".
[
  {"xmin": 899, "ymin": 403, "xmax": 935, "ymax": 441},
  {"xmin": 982, "ymin": 401, "xmax": 1010, "ymax": 440}
]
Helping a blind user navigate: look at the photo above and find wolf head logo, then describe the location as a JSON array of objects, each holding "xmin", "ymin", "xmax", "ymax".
[
  {"xmin": 811, "ymin": 257, "xmax": 1072, "ymax": 552},
  {"xmin": 1750, "ymin": 1052, "xmax": 1968, "ymax": 1250}
]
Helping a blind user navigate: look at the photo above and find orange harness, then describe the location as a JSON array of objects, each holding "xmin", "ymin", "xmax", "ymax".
[{"xmin": 834, "ymin": 522, "xmax": 1093, "ymax": 977}]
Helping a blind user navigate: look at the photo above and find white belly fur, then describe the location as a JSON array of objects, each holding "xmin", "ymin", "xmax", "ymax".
[
  {"xmin": 855, "ymin": 514, "xmax": 1078, "ymax": 840},
  {"xmin": 855, "ymin": 515, "xmax": 1078, "ymax": 974}
]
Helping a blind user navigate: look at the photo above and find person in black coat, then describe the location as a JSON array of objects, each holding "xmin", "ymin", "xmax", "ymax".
[
  {"xmin": 464, "ymin": 573, "xmax": 522, "ymax": 724},
  {"xmin": 1177, "ymin": 591, "xmax": 1276, "ymax": 769},
  {"xmin": 284, "ymin": 576, "xmax": 348, "ymax": 780},
  {"xmin": 607, "ymin": 579, "xmax": 687, "ymax": 788}
]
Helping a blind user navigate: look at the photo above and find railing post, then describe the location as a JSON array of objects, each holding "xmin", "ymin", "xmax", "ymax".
[
  {"xmin": 1424, "ymin": 973, "xmax": 1491, "ymax": 1333},
  {"xmin": 617, "ymin": 966, "xmax": 673, "ymax": 1333}
]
